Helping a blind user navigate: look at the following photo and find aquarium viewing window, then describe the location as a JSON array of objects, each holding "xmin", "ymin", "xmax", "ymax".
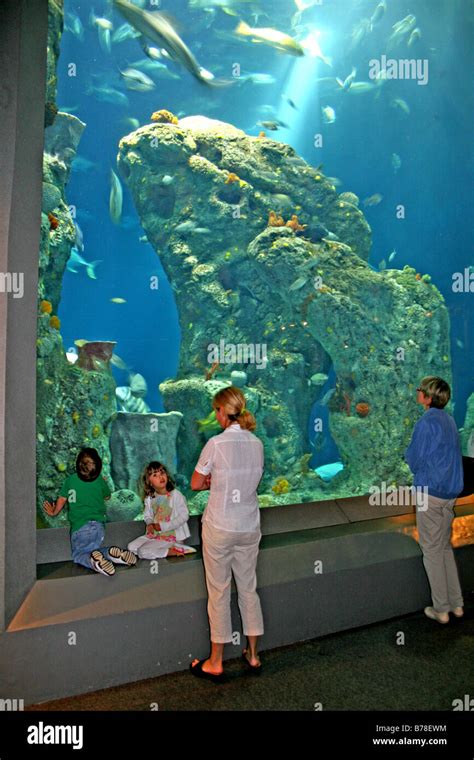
[
  {"xmin": 0, "ymin": 0, "xmax": 472, "ymax": 711},
  {"xmin": 4, "ymin": 0, "xmax": 474, "ymax": 542}
]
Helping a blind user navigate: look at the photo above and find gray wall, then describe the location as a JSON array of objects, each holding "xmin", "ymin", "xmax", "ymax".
[{"xmin": 0, "ymin": 0, "xmax": 47, "ymax": 629}]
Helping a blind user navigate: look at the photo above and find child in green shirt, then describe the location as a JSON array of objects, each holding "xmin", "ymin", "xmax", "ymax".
[{"xmin": 43, "ymin": 448, "xmax": 137, "ymax": 576}]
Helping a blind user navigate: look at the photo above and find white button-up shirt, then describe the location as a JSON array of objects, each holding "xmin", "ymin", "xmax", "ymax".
[{"xmin": 195, "ymin": 423, "xmax": 264, "ymax": 532}]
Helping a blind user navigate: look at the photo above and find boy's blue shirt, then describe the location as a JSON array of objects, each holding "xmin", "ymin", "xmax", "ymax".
[{"xmin": 405, "ymin": 408, "xmax": 463, "ymax": 498}]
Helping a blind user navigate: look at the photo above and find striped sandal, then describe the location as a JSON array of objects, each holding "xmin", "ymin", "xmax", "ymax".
[
  {"xmin": 109, "ymin": 546, "xmax": 138, "ymax": 566},
  {"xmin": 90, "ymin": 550, "xmax": 115, "ymax": 576}
]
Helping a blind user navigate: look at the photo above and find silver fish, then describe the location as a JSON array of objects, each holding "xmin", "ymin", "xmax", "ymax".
[
  {"xmin": 175, "ymin": 220, "xmax": 197, "ymax": 233},
  {"xmin": 86, "ymin": 85, "xmax": 129, "ymax": 106},
  {"xmin": 289, "ymin": 275, "xmax": 309, "ymax": 291},
  {"xmin": 336, "ymin": 67, "xmax": 357, "ymax": 91},
  {"xmin": 122, "ymin": 117, "xmax": 140, "ymax": 130},
  {"xmin": 112, "ymin": 22, "xmax": 140, "ymax": 43},
  {"xmin": 319, "ymin": 388, "xmax": 336, "ymax": 406},
  {"xmin": 310, "ymin": 373, "xmax": 329, "ymax": 386},
  {"xmin": 408, "ymin": 28, "xmax": 421, "ymax": 47},
  {"xmin": 257, "ymin": 119, "xmax": 289, "ymax": 130},
  {"xmin": 129, "ymin": 57, "xmax": 180, "ymax": 80},
  {"xmin": 67, "ymin": 248, "xmax": 102, "ymax": 279},
  {"xmin": 74, "ymin": 221, "xmax": 84, "ymax": 251},
  {"xmin": 139, "ymin": 38, "xmax": 165, "ymax": 60},
  {"xmin": 346, "ymin": 81, "xmax": 377, "ymax": 94},
  {"xmin": 321, "ymin": 106, "xmax": 336, "ymax": 123},
  {"xmin": 388, "ymin": 14, "xmax": 417, "ymax": 47},
  {"xmin": 99, "ymin": 27, "xmax": 112, "ymax": 53},
  {"xmin": 370, "ymin": 1, "xmax": 386, "ymax": 31},
  {"xmin": 350, "ymin": 18, "xmax": 371, "ymax": 50},
  {"xmin": 113, "ymin": 0, "xmax": 230, "ymax": 86},
  {"xmin": 118, "ymin": 67, "xmax": 155, "ymax": 91},
  {"xmin": 392, "ymin": 14, "xmax": 417, "ymax": 34},
  {"xmin": 391, "ymin": 98, "xmax": 410, "ymax": 115},
  {"xmin": 109, "ymin": 169, "xmax": 123, "ymax": 225},
  {"xmin": 239, "ymin": 73, "xmax": 277, "ymax": 86},
  {"xmin": 65, "ymin": 12, "xmax": 85, "ymax": 40},
  {"xmin": 89, "ymin": 10, "xmax": 113, "ymax": 30},
  {"xmin": 110, "ymin": 353, "xmax": 130, "ymax": 371}
]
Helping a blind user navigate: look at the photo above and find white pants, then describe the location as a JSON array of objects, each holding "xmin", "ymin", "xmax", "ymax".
[
  {"xmin": 127, "ymin": 535, "xmax": 195, "ymax": 559},
  {"xmin": 202, "ymin": 521, "xmax": 264, "ymax": 644}
]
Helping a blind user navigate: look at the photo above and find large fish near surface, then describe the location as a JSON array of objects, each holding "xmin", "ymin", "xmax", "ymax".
[
  {"xmin": 235, "ymin": 20, "xmax": 305, "ymax": 56},
  {"xmin": 112, "ymin": 0, "xmax": 231, "ymax": 86},
  {"xmin": 109, "ymin": 169, "xmax": 123, "ymax": 225}
]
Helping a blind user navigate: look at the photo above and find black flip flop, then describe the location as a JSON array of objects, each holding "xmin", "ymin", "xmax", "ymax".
[
  {"xmin": 242, "ymin": 650, "xmax": 262, "ymax": 675},
  {"xmin": 189, "ymin": 659, "xmax": 226, "ymax": 683}
]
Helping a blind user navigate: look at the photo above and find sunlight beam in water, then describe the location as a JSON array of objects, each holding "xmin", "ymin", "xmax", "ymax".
[{"xmin": 276, "ymin": 28, "xmax": 333, "ymax": 151}]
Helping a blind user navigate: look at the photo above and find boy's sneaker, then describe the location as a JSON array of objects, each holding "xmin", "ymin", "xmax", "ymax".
[
  {"xmin": 90, "ymin": 550, "xmax": 115, "ymax": 576},
  {"xmin": 424, "ymin": 606, "xmax": 449, "ymax": 624},
  {"xmin": 109, "ymin": 546, "xmax": 138, "ymax": 566},
  {"xmin": 451, "ymin": 607, "xmax": 464, "ymax": 618}
]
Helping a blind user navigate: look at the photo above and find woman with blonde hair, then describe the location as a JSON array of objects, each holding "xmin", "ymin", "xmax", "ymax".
[{"xmin": 190, "ymin": 385, "xmax": 264, "ymax": 682}]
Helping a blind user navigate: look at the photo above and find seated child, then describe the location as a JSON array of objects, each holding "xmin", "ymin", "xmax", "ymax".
[
  {"xmin": 43, "ymin": 447, "xmax": 137, "ymax": 576},
  {"xmin": 128, "ymin": 461, "xmax": 196, "ymax": 559}
]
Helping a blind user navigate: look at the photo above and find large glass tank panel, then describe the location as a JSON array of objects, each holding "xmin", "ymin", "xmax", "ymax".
[{"xmin": 37, "ymin": 0, "xmax": 473, "ymax": 527}]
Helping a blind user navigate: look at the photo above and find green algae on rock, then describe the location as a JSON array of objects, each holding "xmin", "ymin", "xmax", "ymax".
[{"xmin": 117, "ymin": 116, "xmax": 453, "ymax": 505}]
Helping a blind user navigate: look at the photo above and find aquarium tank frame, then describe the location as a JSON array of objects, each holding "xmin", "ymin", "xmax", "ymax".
[{"xmin": 0, "ymin": 0, "xmax": 472, "ymax": 709}]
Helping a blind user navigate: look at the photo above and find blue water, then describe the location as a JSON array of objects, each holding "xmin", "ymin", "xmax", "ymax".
[{"xmin": 56, "ymin": 0, "xmax": 473, "ymax": 430}]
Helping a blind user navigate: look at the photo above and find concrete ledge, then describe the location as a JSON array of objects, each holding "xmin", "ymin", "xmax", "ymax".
[
  {"xmin": 2, "ymin": 524, "xmax": 473, "ymax": 705},
  {"xmin": 36, "ymin": 494, "xmax": 416, "ymax": 564}
]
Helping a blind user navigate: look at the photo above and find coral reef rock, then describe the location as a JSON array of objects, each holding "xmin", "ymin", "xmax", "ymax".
[
  {"xmin": 37, "ymin": 2, "xmax": 116, "ymax": 528},
  {"xmin": 106, "ymin": 489, "xmax": 144, "ymax": 523},
  {"xmin": 460, "ymin": 393, "xmax": 474, "ymax": 457},
  {"xmin": 116, "ymin": 116, "xmax": 452, "ymax": 500},
  {"xmin": 110, "ymin": 411, "xmax": 183, "ymax": 491}
]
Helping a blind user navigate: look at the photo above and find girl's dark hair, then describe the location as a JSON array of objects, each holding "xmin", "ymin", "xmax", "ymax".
[
  {"xmin": 140, "ymin": 461, "xmax": 175, "ymax": 498},
  {"xmin": 76, "ymin": 448, "xmax": 102, "ymax": 482}
]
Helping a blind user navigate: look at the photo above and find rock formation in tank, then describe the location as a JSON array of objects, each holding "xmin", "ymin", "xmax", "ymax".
[{"xmin": 116, "ymin": 115, "xmax": 453, "ymax": 507}]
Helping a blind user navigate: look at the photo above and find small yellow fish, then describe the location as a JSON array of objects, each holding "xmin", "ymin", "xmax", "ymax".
[{"xmin": 110, "ymin": 297, "xmax": 127, "ymax": 304}]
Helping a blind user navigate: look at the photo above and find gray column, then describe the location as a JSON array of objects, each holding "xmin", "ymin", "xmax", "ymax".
[{"xmin": 0, "ymin": 0, "xmax": 47, "ymax": 629}]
